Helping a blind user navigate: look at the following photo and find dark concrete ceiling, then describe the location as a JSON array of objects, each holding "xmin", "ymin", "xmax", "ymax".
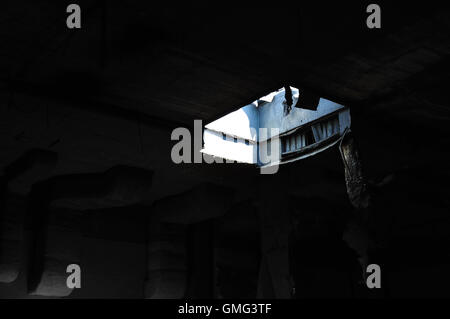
[{"xmin": 2, "ymin": 1, "xmax": 449, "ymax": 128}]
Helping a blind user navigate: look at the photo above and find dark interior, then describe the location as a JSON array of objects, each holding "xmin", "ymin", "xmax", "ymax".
[{"xmin": 1, "ymin": 1, "xmax": 450, "ymax": 298}]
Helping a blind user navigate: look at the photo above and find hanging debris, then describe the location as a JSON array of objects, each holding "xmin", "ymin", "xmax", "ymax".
[
  {"xmin": 339, "ymin": 130, "xmax": 373, "ymax": 286},
  {"xmin": 339, "ymin": 130, "xmax": 371, "ymax": 211}
]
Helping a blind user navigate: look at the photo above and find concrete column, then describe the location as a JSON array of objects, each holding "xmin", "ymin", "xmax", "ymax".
[
  {"xmin": 145, "ymin": 219, "xmax": 188, "ymax": 299},
  {"xmin": 288, "ymin": 196, "xmax": 358, "ymax": 298},
  {"xmin": 0, "ymin": 149, "xmax": 57, "ymax": 284},
  {"xmin": 145, "ymin": 183, "xmax": 234, "ymax": 299},
  {"xmin": 185, "ymin": 220, "xmax": 215, "ymax": 298},
  {"xmin": 27, "ymin": 209, "xmax": 82, "ymax": 297},
  {"xmin": 214, "ymin": 201, "xmax": 260, "ymax": 298},
  {"xmin": 257, "ymin": 191, "xmax": 293, "ymax": 299},
  {"xmin": 0, "ymin": 196, "xmax": 23, "ymax": 284}
]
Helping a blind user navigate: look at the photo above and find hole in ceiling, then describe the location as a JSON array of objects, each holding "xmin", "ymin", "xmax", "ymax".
[{"xmin": 201, "ymin": 87, "xmax": 351, "ymax": 167}]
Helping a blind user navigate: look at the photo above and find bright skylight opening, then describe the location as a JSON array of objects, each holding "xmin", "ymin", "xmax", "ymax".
[{"xmin": 201, "ymin": 87, "xmax": 351, "ymax": 167}]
